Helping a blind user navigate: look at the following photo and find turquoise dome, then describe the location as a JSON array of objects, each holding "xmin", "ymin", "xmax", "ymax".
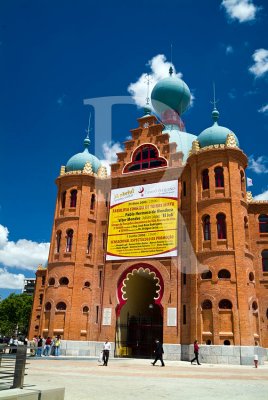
[
  {"xmin": 151, "ymin": 71, "xmax": 191, "ymax": 116},
  {"xmin": 198, "ymin": 109, "xmax": 239, "ymax": 148},
  {"xmin": 66, "ymin": 137, "xmax": 101, "ymax": 173}
]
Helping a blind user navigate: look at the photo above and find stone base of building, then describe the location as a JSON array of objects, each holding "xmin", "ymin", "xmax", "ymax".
[
  {"xmin": 182, "ymin": 344, "xmax": 267, "ymax": 365},
  {"xmin": 60, "ymin": 341, "xmax": 267, "ymax": 365}
]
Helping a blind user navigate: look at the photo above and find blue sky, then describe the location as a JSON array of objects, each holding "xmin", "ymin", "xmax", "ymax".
[{"xmin": 0, "ymin": 0, "xmax": 267, "ymax": 298}]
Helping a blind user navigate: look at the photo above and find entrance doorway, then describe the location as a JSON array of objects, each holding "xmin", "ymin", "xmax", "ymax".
[{"xmin": 115, "ymin": 266, "xmax": 163, "ymax": 358}]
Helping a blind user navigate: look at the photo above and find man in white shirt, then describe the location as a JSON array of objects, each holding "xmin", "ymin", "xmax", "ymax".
[{"xmin": 103, "ymin": 338, "xmax": 111, "ymax": 366}]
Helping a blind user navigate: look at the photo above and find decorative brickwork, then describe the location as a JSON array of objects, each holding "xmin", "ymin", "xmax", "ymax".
[{"xmin": 29, "ymin": 113, "xmax": 268, "ymax": 355}]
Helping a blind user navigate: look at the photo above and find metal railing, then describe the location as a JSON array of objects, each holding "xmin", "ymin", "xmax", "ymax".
[{"xmin": 0, "ymin": 345, "xmax": 27, "ymax": 390}]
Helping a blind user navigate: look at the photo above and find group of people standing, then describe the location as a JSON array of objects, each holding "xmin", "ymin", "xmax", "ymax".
[{"xmin": 31, "ymin": 335, "xmax": 61, "ymax": 357}]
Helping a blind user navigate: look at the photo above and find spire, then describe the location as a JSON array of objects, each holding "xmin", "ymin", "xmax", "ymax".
[
  {"xmin": 143, "ymin": 74, "xmax": 152, "ymax": 116},
  {"xmin": 211, "ymin": 82, "xmax": 219, "ymax": 123},
  {"xmin": 84, "ymin": 113, "xmax": 91, "ymax": 149}
]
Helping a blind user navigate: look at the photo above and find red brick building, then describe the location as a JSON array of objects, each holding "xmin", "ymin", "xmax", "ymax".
[{"xmin": 29, "ymin": 70, "xmax": 268, "ymax": 364}]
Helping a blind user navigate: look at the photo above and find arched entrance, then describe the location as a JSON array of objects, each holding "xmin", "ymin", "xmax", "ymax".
[{"xmin": 115, "ymin": 264, "xmax": 164, "ymax": 358}]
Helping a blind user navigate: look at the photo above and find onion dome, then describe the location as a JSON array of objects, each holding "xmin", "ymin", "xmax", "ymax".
[
  {"xmin": 66, "ymin": 135, "xmax": 101, "ymax": 173},
  {"xmin": 151, "ymin": 67, "xmax": 191, "ymax": 116},
  {"xmin": 197, "ymin": 107, "xmax": 239, "ymax": 148}
]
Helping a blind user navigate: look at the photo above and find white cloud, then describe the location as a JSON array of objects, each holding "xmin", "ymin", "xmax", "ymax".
[
  {"xmin": 0, "ymin": 268, "xmax": 25, "ymax": 289},
  {"xmin": 254, "ymin": 190, "xmax": 268, "ymax": 200},
  {"xmin": 248, "ymin": 155, "xmax": 268, "ymax": 174},
  {"xmin": 226, "ymin": 45, "xmax": 234, "ymax": 54},
  {"xmin": 228, "ymin": 88, "xmax": 236, "ymax": 99},
  {"xmin": 249, "ymin": 49, "xmax": 268, "ymax": 78},
  {"xmin": 100, "ymin": 141, "xmax": 124, "ymax": 174},
  {"xmin": 0, "ymin": 224, "xmax": 50, "ymax": 270},
  {"xmin": 221, "ymin": 0, "xmax": 260, "ymax": 23},
  {"xmin": 127, "ymin": 54, "xmax": 194, "ymax": 109},
  {"xmin": 258, "ymin": 104, "xmax": 268, "ymax": 114}
]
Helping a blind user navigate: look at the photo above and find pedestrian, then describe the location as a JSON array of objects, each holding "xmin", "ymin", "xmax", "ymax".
[
  {"xmin": 151, "ymin": 339, "xmax": 165, "ymax": 367},
  {"xmin": 102, "ymin": 338, "xmax": 111, "ymax": 366},
  {"xmin": 191, "ymin": 340, "xmax": 201, "ymax": 365},
  {"xmin": 9, "ymin": 336, "xmax": 18, "ymax": 354},
  {"xmin": 44, "ymin": 337, "xmax": 52, "ymax": 356},
  {"xmin": 37, "ymin": 335, "xmax": 43, "ymax": 356},
  {"xmin": 54, "ymin": 335, "xmax": 61, "ymax": 356},
  {"xmin": 254, "ymin": 354, "xmax": 258, "ymax": 368}
]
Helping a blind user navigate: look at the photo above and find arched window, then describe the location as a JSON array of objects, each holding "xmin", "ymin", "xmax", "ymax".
[
  {"xmin": 262, "ymin": 250, "xmax": 268, "ymax": 272},
  {"xmin": 252, "ymin": 301, "xmax": 258, "ymax": 311},
  {"xmin": 249, "ymin": 272, "xmax": 254, "ymax": 282},
  {"xmin": 266, "ymin": 309, "xmax": 268, "ymax": 319},
  {"xmin": 219, "ymin": 299, "xmax": 232, "ymax": 309},
  {"xmin": 240, "ymin": 171, "xmax": 245, "ymax": 191},
  {"xmin": 59, "ymin": 277, "xmax": 69, "ymax": 286},
  {"xmin": 259, "ymin": 214, "xmax": 268, "ymax": 233},
  {"xmin": 215, "ymin": 167, "xmax": 224, "ymax": 188},
  {"xmin": 202, "ymin": 169, "xmax": 209, "ymax": 190},
  {"xmin": 123, "ymin": 144, "xmax": 167, "ymax": 173},
  {"xmin": 70, "ymin": 190, "xmax": 77, "ymax": 207},
  {"xmin": 206, "ymin": 339, "xmax": 212, "ymax": 345},
  {"xmin": 217, "ymin": 213, "xmax": 227, "ymax": 239},
  {"xmin": 87, "ymin": 234, "xmax": 92, "ymax": 254},
  {"xmin": 224, "ymin": 340, "xmax": 230, "ymax": 345},
  {"xmin": 55, "ymin": 231, "xmax": 61, "ymax": 253},
  {"xmin": 66, "ymin": 229, "xmax": 74, "ymax": 252},
  {"xmin": 90, "ymin": 194, "xmax": 95, "ymax": 210},
  {"xmin": 48, "ymin": 277, "xmax": 55, "ymax": 286},
  {"xmin": 202, "ymin": 300, "xmax": 212, "ymax": 309},
  {"xmin": 83, "ymin": 306, "xmax": 89, "ymax": 313},
  {"xmin": 45, "ymin": 302, "xmax": 51, "ymax": 311},
  {"xmin": 84, "ymin": 281, "xmax": 90, "ymax": 288},
  {"xmin": 203, "ymin": 215, "xmax": 211, "ymax": 241},
  {"xmin": 218, "ymin": 269, "xmax": 231, "ymax": 279},
  {"xmin": 61, "ymin": 191, "xmax": 66, "ymax": 209},
  {"xmin": 56, "ymin": 302, "xmax": 66, "ymax": 311},
  {"xmin": 201, "ymin": 270, "xmax": 212, "ymax": 280}
]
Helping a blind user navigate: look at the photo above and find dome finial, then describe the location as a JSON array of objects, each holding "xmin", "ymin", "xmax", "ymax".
[
  {"xmin": 143, "ymin": 73, "xmax": 152, "ymax": 115},
  {"xmin": 145, "ymin": 73, "xmax": 152, "ymax": 106},
  {"xmin": 211, "ymin": 82, "xmax": 219, "ymax": 123},
  {"xmin": 84, "ymin": 112, "xmax": 91, "ymax": 149},
  {"xmin": 169, "ymin": 66, "xmax": 173, "ymax": 76}
]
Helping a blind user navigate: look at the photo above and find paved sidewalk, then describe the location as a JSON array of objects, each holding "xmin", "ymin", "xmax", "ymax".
[{"xmin": 24, "ymin": 357, "xmax": 268, "ymax": 400}]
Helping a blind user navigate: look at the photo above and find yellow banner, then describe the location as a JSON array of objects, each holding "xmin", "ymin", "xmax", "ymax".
[{"xmin": 107, "ymin": 196, "xmax": 177, "ymax": 259}]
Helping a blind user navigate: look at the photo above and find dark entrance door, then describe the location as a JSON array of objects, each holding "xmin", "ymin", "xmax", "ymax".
[
  {"xmin": 115, "ymin": 305, "xmax": 163, "ymax": 358},
  {"xmin": 115, "ymin": 268, "xmax": 163, "ymax": 358}
]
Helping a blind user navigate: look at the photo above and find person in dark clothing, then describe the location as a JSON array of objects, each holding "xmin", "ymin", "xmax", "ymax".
[
  {"xmin": 191, "ymin": 340, "xmax": 201, "ymax": 365},
  {"xmin": 151, "ymin": 339, "xmax": 165, "ymax": 367}
]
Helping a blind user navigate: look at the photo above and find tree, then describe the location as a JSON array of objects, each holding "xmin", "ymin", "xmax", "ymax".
[{"xmin": 0, "ymin": 293, "xmax": 33, "ymax": 337}]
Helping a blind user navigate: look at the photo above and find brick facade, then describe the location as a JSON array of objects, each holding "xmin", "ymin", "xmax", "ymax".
[{"xmin": 29, "ymin": 112, "xmax": 268, "ymax": 354}]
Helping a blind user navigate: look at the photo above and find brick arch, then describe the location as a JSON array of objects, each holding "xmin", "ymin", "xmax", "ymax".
[
  {"xmin": 116, "ymin": 263, "xmax": 164, "ymax": 317},
  {"xmin": 198, "ymin": 293, "xmax": 217, "ymax": 311},
  {"xmin": 44, "ymin": 298, "xmax": 54, "ymax": 311},
  {"xmin": 248, "ymin": 297, "xmax": 258, "ymax": 310},
  {"xmin": 123, "ymin": 143, "xmax": 168, "ymax": 173},
  {"xmin": 81, "ymin": 304, "xmax": 90, "ymax": 312}
]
